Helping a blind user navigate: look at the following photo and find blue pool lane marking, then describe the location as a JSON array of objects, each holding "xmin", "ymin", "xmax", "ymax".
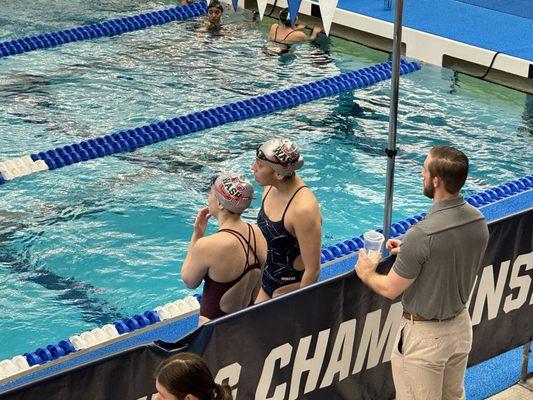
[
  {"xmin": 0, "ymin": 1, "xmax": 207, "ymax": 59},
  {"xmin": 0, "ymin": 59, "xmax": 421, "ymax": 185}
]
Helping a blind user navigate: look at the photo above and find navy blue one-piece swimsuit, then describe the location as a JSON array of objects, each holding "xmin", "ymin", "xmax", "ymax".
[{"xmin": 257, "ymin": 186, "xmax": 307, "ymax": 297}]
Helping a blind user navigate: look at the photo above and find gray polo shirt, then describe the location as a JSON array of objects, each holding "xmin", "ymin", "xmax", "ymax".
[{"xmin": 393, "ymin": 196, "xmax": 489, "ymax": 320}]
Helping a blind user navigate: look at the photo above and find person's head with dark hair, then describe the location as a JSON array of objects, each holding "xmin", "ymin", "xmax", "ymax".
[
  {"xmin": 279, "ymin": 8, "xmax": 294, "ymax": 27},
  {"xmin": 206, "ymin": 0, "xmax": 224, "ymax": 27},
  {"xmin": 155, "ymin": 353, "xmax": 233, "ymax": 400},
  {"xmin": 421, "ymin": 145, "xmax": 469, "ymax": 199}
]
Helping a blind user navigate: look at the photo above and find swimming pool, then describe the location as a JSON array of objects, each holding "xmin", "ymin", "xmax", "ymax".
[{"xmin": 0, "ymin": 0, "xmax": 531, "ymax": 361}]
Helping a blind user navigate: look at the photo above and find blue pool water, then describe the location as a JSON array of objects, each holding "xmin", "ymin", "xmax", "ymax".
[{"xmin": 0, "ymin": 0, "xmax": 531, "ymax": 361}]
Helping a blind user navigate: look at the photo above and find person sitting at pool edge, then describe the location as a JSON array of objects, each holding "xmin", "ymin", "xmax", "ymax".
[
  {"xmin": 252, "ymin": 139, "xmax": 322, "ymax": 302},
  {"xmin": 181, "ymin": 173, "xmax": 267, "ymax": 325},
  {"xmin": 198, "ymin": 0, "xmax": 224, "ymax": 32},
  {"xmin": 269, "ymin": 8, "xmax": 322, "ymax": 44}
]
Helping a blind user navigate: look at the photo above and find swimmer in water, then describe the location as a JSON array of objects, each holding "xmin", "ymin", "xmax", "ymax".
[
  {"xmin": 198, "ymin": 0, "xmax": 224, "ymax": 32},
  {"xmin": 263, "ymin": 8, "xmax": 322, "ymax": 55}
]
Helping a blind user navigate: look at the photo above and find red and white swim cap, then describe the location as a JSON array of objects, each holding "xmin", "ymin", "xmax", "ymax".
[
  {"xmin": 211, "ymin": 173, "xmax": 254, "ymax": 214},
  {"xmin": 256, "ymin": 138, "xmax": 304, "ymax": 177}
]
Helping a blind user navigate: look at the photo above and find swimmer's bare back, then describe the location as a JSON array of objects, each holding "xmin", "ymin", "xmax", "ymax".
[{"xmin": 268, "ymin": 24, "xmax": 322, "ymax": 44}]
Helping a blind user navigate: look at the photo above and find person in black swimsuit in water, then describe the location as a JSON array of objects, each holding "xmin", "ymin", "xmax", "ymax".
[
  {"xmin": 252, "ymin": 139, "xmax": 322, "ymax": 302},
  {"xmin": 264, "ymin": 8, "xmax": 322, "ymax": 55},
  {"xmin": 181, "ymin": 173, "xmax": 267, "ymax": 324}
]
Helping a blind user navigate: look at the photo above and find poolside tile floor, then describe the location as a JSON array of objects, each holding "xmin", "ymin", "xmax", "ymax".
[{"xmin": 488, "ymin": 377, "xmax": 533, "ymax": 399}]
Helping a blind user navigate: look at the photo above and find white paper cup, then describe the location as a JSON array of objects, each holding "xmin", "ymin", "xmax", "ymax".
[{"xmin": 363, "ymin": 230, "xmax": 385, "ymax": 257}]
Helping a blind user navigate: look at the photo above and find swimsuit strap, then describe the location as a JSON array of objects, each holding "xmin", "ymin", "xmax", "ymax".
[
  {"xmin": 281, "ymin": 186, "xmax": 308, "ymax": 221},
  {"xmin": 243, "ymin": 223, "xmax": 261, "ymax": 266},
  {"xmin": 261, "ymin": 186, "xmax": 274, "ymax": 207},
  {"xmin": 218, "ymin": 225, "xmax": 260, "ymax": 269},
  {"xmin": 282, "ymin": 29, "xmax": 296, "ymax": 41},
  {"xmin": 218, "ymin": 228, "xmax": 249, "ymax": 268},
  {"xmin": 274, "ymin": 25, "xmax": 296, "ymax": 43},
  {"xmin": 248, "ymin": 224, "xmax": 260, "ymax": 265}
]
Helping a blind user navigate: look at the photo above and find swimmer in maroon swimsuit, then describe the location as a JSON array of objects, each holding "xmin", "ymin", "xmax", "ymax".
[{"xmin": 181, "ymin": 173, "xmax": 267, "ymax": 325}]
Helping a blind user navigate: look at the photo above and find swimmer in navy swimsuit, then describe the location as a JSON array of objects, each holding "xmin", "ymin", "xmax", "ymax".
[
  {"xmin": 252, "ymin": 139, "xmax": 322, "ymax": 302},
  {"xmin": 181, "ymin": 173, "xmax": 267, "ymax": 324}
]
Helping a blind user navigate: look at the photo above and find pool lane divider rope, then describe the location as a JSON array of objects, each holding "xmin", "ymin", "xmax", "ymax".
[
  {"xmin": 0, "ymin": 1, "xmax": 207, "ymax": 59},
  {"xmin": 0, "ymin": 59, "xmax": 421, "ymax": 186},
  {"xmin": 0, "ymin": 295, "xmax": 201, "ymax": 379},
  {"xmin": 0, "ymin": 175, "xmax": 530, "ymax": 377}
]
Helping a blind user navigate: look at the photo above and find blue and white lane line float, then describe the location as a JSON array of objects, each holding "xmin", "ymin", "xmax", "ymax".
[
  {"xmin": 0, "ymin": 60, "xmax": 421, "ymax": 186},
  {"xmin": 0, "ymin": 1, "xmax": 207, "ymax": 59},
  {"xmin": 0, "ymin": 295, "xmax": 200, "ymax": 380}
]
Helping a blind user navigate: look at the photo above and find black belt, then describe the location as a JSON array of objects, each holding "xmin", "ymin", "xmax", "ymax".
[{"xmin": 403, "ymin": 311, "xmax": 457, "ymax": 322}]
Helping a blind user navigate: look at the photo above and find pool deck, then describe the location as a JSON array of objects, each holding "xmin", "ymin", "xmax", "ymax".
[
  {"xmin": 488, "ymin": 376, "xmax": 533, "ymax": 399},
  {"xmin": 336, "ymin": 0, "xmax": 533, "ymax": 62},
  {"xmin": 244, "ymin": 0, "xmax": 533, "ymax": 93}
]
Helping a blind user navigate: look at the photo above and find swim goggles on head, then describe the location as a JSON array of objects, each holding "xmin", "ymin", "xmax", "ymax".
[{"xmin": 256, "ymin": 148, "xmax": 287, "ymax": 165}]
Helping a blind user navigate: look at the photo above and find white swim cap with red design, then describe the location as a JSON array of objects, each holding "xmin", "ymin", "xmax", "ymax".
[
  {"xmin": 256, "ymin": 138, "xmax": 304, "ymax": 177},
  {"xmin": 211, "ymin": 173, "xmax": 254, "ymax": 214}
]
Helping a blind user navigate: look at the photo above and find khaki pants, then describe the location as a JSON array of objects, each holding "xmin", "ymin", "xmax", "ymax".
[{"xmin": 390, "ymin": 309, "xmax": 472, "ymax": 400}]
